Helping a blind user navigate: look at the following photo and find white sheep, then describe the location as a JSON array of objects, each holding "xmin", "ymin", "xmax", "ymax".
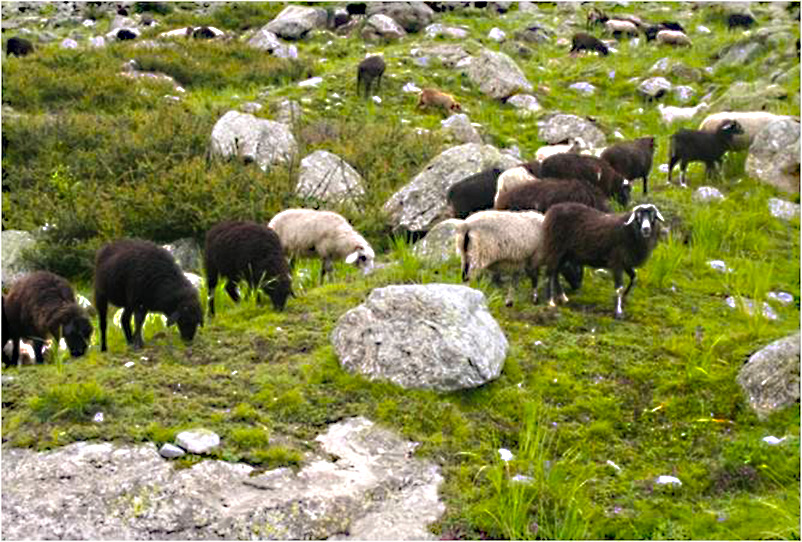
[
  {"xmin": 658, "ymin": 102, "xmax": 709, "ymax": 125},
  {"xmin": 605, "ymin": 19, "xmax": 639, "ymax": 37},
  {"xmin": 534, "ymin": 137, "xmax": 586, "ymax": 162},
  {"xmin": 494, "ymin": 166, "xmax": 539, "ymax": 207},
  {"xmin": 268, "ymin": 209, "xmax": 375, "ymax": 284},
  {"xmin": 698, "ymin": 111, "xmax": 796, "ymax": 151},
  {"xmin": 656, "ymin": 29, "xmax": 692, "ymax": 46}
]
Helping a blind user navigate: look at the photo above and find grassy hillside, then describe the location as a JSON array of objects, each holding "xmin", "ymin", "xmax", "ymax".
[{"xmin": 2, "ymin": 2, "xmax": 800, "ymax": 539}]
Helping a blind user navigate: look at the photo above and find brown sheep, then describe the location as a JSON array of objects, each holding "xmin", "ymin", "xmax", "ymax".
[{"xmin": 417, "ymin": 88, "xmax": 462, "ymax": 113}]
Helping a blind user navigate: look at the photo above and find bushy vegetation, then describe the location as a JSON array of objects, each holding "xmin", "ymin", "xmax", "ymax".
[{"xmin": 1, "ymin": 2, "xmax": 799, "ymax": 539}]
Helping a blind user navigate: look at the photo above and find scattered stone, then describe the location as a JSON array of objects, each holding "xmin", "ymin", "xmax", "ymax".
[
  {"xmin": 60, "ymin": 37, "xmax": 78, "ymax": 49},
  {"xmin": 737, "ymin": 333, "xmax": 800, "ymax": 420},
  {"xmin": 92, "ymin": 412, "xmax": 104, "ymax": 423},
  {"xmin": 265, "ymin": 5, "xmax": 327, "ymax": 40},
  {"xmin": 240, "ymin": 102, "xmax": 263, "ymax": 114},
  {"xmin": 655, "ymin": 475, "xmax": 682, "ymax": 486},
  {"xmin": 274, "ymin": 99, "xmax": 302, "ymax": 125},
  {"xmin": 488, "ymin": 27, "xmax": 506, "ymax": 42},
  {"xmin": 673, "ymin": 85, "xmax": 695, "ymax": 103},
  {"xmin": 746, "ymin": 119, "xmax": 800, "ymax": 194},
  {"xmin": 514, "ymin": 24, "xmax": 552, "ymax": 44},
  {"xmin": 606, "ymin": 460, "xmax": 622, "ymax": 472},
  {"xmin": 537, "ymin": 114, "xmax": 607, "ymax": 148},
  {"xmin": 711, "ymin": 81, "xmax": 788, "ymax": 112},
  {"xmin": 707, "ymin": 260, "xmax": 732, "ymax": 273},
  {"xmin": 768, "ymin": 198, "xmax": 800, "ymax": 220},
  {"xmin": 159, "ymin": 443, "xmax": 186, "ymax": 459},
  {"xmin": 498, "ymin": 448, "xmax": 513, "ymax": 462},
  {"xmin": 762, "ymin": 436, "xmax": 786, "ymax": 445},
  {"xmin": 725, "ymin": 297, "xmax": 778, "ymax": 320},
  {"xmin": 210, "ymin": 110, "xmax": 298, "ymax": 171},
  {"xmin": 175, "ymin": 429, "xmax": 221, "ymax": 455},
  {"xmin": 467, "ymin": 48, "xmax": 533, "ymax": 100},
  {"xmin": 697, "ymin": 25, "xmax": 711, "ymax": 34},
  {"xmin": 693, "ymin": 186, "xmax": 725, "ymax": 202},
  {"xmin": 296, "ymin": 150, "xmax": 365, "ymax": 206},
  {"xmin": 511, "ymin": 474, "xmax": 534, "ymax": 483},
  {"xmin": 247, "ymin": 28, "xmax": 298, "ymax": 58},
  {"xmin": 365, "ymin": 2, "xmax": 434, "ymax": 33},
  {"xmin": 412, "ymin": 44, "xmax": 470, "ymax": 67},
  {"xmin": 362, "ymin": 13, "xmax": 407, "ymax": 42},
  {"xmin": 183, "ymin": 272, "xmax": 203, "ymax": 291},
  {"xmin": 441, "ymin": 114, "xmax": 481, "ymax": 144},
  {"xmin": 424, "ymin": 24, "xmax": 468, "ymax": 39},
  {"xmin": 331, "ymin": 284, "xmax": 508, "ymax": 391},
  {"xmin": 767, "ymin": 292, "xmax": 794, "ymax": 306},
  {"xmin": 570, "ymin": 82, "xmax": 596, "ymax": 95},
  {"xmin": 506, "ymin": 94, "xmax": 542, "ymax": 116},
  {"xmin": 637, "ymin": 77, "xmax": 672, "ymax": 100},
  {"xmin": 1, "ymin": 230, "xmax": 37, "ymax": 289},
  {"xmin": 403, "ymin": 82, "xmax": 421, "ymax": 93},
  {"xmin": 88, "ymin": 36, "xmax": 105, "ymax": 48},
  {"xmin": 298, "ymin": 76, "xmax": 323, "ymax": 88},
  {"xmin": 412, "ymin": 219, "xmax": 463, "ymax": 264}
]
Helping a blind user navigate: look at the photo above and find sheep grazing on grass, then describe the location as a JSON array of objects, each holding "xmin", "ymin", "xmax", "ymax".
[
  {"xmin": 668, "ymin": 120, "xmax": 744, "ymax": 188},
  {"xmin": 495, "ymin": 177, "xmax": 611, "ymax": 214},
  {"xmin": 493, "ymin": 163, "xmax": 541, "ymax": 207},
  {"xmin": 542, "ymin": 203, "xmax": 664, "ymax": 319},
  {"xmin": 570, "ymin": 32, "xmax": 609, "ymax": 56},
  {"xmin": 605, "ymin": 19, "xmax": 640, "ymax": 38},
  {"xmin": 6, "ymin": 36, "xmax": 34, "ymax": 57},
  {"xmin": 268, "ymin": 209, "xmax": 375, "ymax": 284},
  {"xmin": 643, "ymin": 22, "xmax": 685, "ymax": 41},
  {"xmin": 417, "ymin": 88, "xmax": 462, "ymax": 113},
  {"xmin": 698, "ymin": 111, "xmax": 791, "ymax": 151},
  {"xmin": 456, "ymin": 210, "xmax": 583, "ymax": 306},
  {"xmin": 727, "ymin": 13, "xmax": 756, "ymax": 29},
  {"xmin": 600, "ymin": 137, "xmax": 655, "ymax": 195},
  {"xmin": 357, "ymin": 55, "xmax": 386, "ymax": 99},
  {"xmin": 192, "ymin": 26, "xmax": 217, "ymax": 39},
  {"xmin": 540, "ymin": 153, "xmax": 632, "ymax": 207},
  {"xmin": 204, "ymin": 221, "xmax": 292, "ymax": 318},
  {"xmin": 116, "ymin": 28, "xmax": 138, "ymax": 41},
  {"xmin": 656, "ymin": 29, "xmax": 691, "ymax": 47},
  {"xmin": 94, "ymin": 239, "xmax": 203, "ymax": 352},
  {"xmin": 3, "ymin": 271, "xmax": 93, "ymax": 366},
  {"xmin": 447, "ymin": 167, "xmax": 505, "ymax": 219}
]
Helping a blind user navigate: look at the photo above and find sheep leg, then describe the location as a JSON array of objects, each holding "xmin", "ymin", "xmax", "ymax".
[
  {"xmin": 9, "ymin": 338, "xmax": 20, "ymax": 366},
  {"xmin": 32, "ymin": 339, "xmax": 45, "ymax": 364},
  {"xmin": 547, "ymin": 268, "xmax": 563, "ymax": 308},
  {"xmin": 320, "ymin": 258, "xmax": 333, "ymax": 284},
  {"xmin": 613, "ymin": 269, "xmax": 625, "ymax": 319},
  {"xmin": 224, "ymin": 281, "xmax": 240, "ymax": 303},
  {"xmin": 121, "ymin": 308, "xmax": 134, "ymax": 345},
  {"xmin": 668, "ymin": 155, "xmax": 677, "ymax": 184},
  {"xmin": 132, "ymin": 307, "xmax": 147, "ymax": 350},
  {"xmin": 207, "ymin": 272, "xmax": 218, "ymax": 317},
  {"xmin": 622, "ymin": 267, "xmax": 637, "ymax": 299},
  {"xmin": 97, "ymin": 298, "xmax": 108, "ymax": 352},
  {"xmin": 642, "ymin": 175, "xmax": 648, "ymax": 195},
  {"xmin": 527, "ymin": 265, "xmax": 540, "ymax": 305},
  {"xmin": 679, "ymin": 162, "xmax": 688, "ymax": 188},
  {"xmin": 505, "ymin": 273, "xmax": 519, "ymax": 307}
]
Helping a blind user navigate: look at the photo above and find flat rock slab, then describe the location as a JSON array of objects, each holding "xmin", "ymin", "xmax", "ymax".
[
  {"xmin": 331, "ymin": 284, "xmax": 508, "ymax": 391},
  {"xmin": 175, "ymin": 428, "xmax": 220, "ymax": 454},
  {"xmin": 1, "ymin": 418, "xmax": 443, "ymax": 540},
  {"xmin": 737, "ymin": 333, "xmax": 800, "ymax": 420}
]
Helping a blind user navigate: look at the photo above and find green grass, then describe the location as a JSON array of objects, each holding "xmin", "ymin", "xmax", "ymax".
[{"xmin": 1, "ymin": 1, "xmax": 799, "ymax": 540}]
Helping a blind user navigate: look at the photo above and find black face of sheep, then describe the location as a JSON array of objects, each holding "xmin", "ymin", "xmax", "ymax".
[
  {"xmin": 167, "ymin": 303, "xmax": 204, "ymax": 343},
  {"xmin": 6, "ymin": 36, "xmax": 34, "ymax": 57},
  {"xmin": 63, "ymin": 317, "xmax": 93, "ymax": 357}
]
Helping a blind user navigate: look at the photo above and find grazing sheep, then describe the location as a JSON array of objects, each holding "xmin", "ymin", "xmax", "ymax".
[
  {"xmin": 3, "ymin": 271, "xmax": 93, "ymax": 366},
  {"xmin": 94, "ymin": 239, "xmax": 203, "ymax": 352},
  {"xmin": 698, "ymin": 111, "xmax": 793, "ymax": 151},
  {"xmin": 643, "ymin": 22, "xmax": 685, "ymax": 41},
  {"xmin": 417, "ymin": 88, "xmax": 462, "ymax": 113},
  {"xmin": 268, "ymin": 209, "xmax": 375, "ymax": 284},
  {"xmin": 657, "ymin": 102, "xmax": 709, "ymax": 125},
  {"xmin": 605, "ymin": 19, "xmax": 639, "ymax": 38},
  {"xmin": 668, "ymin": 121, "xmax": 744, "ymax": 187},
  {"xmin": 357, "ymin": 55, "xmax": 386, "ymax": 98},
  {"xmin": 493, "ymin": 163, "xmax": 540, "ymax": 207},
  {"xmin": 570, "ymin": 32, "xmax": 609, "ymax": 56},
  {"xmin": 192, "ymin": 26, "xmax": 217, "ymax": 39},
  {"xmin": 600, "ymin": 137, "xmax": 655, "ymax": 195},
  {"xmin": 542, "ymin": 203, "xmax": 664, "ymax": 319},
  {"xmin": 204, "ymin": 221, "xmax": 293, "ymax": 318},
  {"xmin": 727, "ymin": 13, "xmax": 756, "ymax": 29},
  {"xmin": 447, "ymin": 167, "xmax": 505, "ymax": 219},
  {"xmin": 116, "ymin": 28, "xmax": 138, "ymax": 40},
  {"xmin": 495, "ymin": 177, "xmax": 611, "ymax": 214},
  {"xmin": 540, "ymin": 153, "xmax": 632, "ymax": 206},
  {"xmin": 656, "ymin": 29, "xmax": 692, "ymax": 46},
  {"xmin": 534, "ymin": 137, "xmax": 586, "ymax": 162},
  {"xmin": 455, "ymin": 210, "xmax": 583, "ymax": 306},
  {"xmin": 6, "ymin": 36, "xmax": 34, "ymax": 57}
]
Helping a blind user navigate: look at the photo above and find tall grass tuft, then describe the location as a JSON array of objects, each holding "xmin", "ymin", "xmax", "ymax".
[{"xmin": 28, "ymin": 381, "xmax": 111, "ymax": 422}]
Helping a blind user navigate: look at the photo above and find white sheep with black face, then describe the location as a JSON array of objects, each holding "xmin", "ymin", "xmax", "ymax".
[{"xmin": 268, "ymin": 209, "xmax": 375, "ymax": 284}]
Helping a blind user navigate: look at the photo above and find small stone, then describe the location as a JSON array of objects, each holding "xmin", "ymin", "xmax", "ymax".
[
  {"xmin": 697, "ymin": 25, "xmax": 711, "ymax": 34},
  {"xmin": 298, "ymin": 77, "xmax": 323, "ymax": 88},
  {"xmin": 658, "ymin": 164, "xmax": 669, "ymax": 173},
  {"xmin": 403, "ymin": 82, "xmax": 421, "ymax": 93},
  {"xmin": 569, "ymin": 82, "xmax": 596, "ymax": 95},
  {"xmin": 124, "ymin": 361, "xmax": 135, "ymax": 368},
  {"xmin": 768, "ymin": 198, "xmax": 800, "ymax": 221},
  {"xmin": 707, "ymin": 260, "xmax": 732, "ymax": 273},
  {"xmin": 606, "ymin": 460, "xmax": 622, "ymax": 472},
  {"xmin": 762, "ymin": 436, "xmax": 786, "ymax": 445},
  {"xmin": 767, "ymin": 292, "xmax": 794, "ymax": 306},
  {"xmin": 694, "ymin": 186, "xmax": 725, "ymax": 202},
  {"xmin": 176, "ymin": 429, "xmax": 221, "ymax": 454},
  {"xmin": 93, "ymin": 412, "xmax": 104, "ymax": 423},
  {"xmin": 488, "ymin": 27, "xmax": 506, "ymax": 42},
  {"xmin": 498, "ymin": 448, "xmax": 513, "ymax": 462},
  {"xmin": 655, "ymin": 475, "xmax": 681, "ymax": 486},
  {"xmin": 159, "ymin": 443, "xmax": 186, "ymax": 459},
  {"xmin": 511, "ymin": 474, "xmax": 534, "ymax": 483},
  {"xmin": 372, "ymin": 96, "xmax": 382, "ymax": 104}
]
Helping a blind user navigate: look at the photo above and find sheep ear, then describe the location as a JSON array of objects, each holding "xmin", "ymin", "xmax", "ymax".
[
  {"xmin": 345, "ymin": 251, "xmax": 360, "ymax": 265},
  {"xmin": 654, "ymin": 208, "xmax": 665, "ymax": 222},
  {"xmin": 622, "ymin": 179, "xmax": 630, "ymax": 187},
  {"xmin": 625, "ymin": 210, "xmax": 637, "ymax": 225}
]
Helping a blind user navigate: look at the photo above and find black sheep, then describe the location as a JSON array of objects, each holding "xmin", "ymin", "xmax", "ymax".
[
  {"xmin": 495, "ymin": 177, "xmax": 611, "ymax": 214},
  {"xmin": 540, "ymin": 153, "xmax": 632, "ymax": 207},
  {"xmin": 2, "ymin": 297, "xmax": 11, "ymax": 366},
  {"xmin": 356, "ymin": 55, "xmax": 386, "ymax": 98},
  {"xmin": 3, "ymin": 271, "xmax": 93, "ymax": 366},
  {"xmin": 668, "ymin": 121, "xmax": 744, "ymax": 187},
  {"xmin": 346, "ymin": 2, "xmax": 367, "ymax": 15},
  {"xmin": 542, "ymin": 203, "xmax": 664, "ymax": 319},
  {"xmin": 570, "ymin": 32, "xmax": 609, "ymax": 56},
  {"xmin": 6, "ymin": 36, "xmax": 34, "ymax": 57},
  {"xmin": 447, "ymin": 167, "xmax": 505, "ymax": 219},
  {"xmin": 94, "ymin": 239, "xmax": 203, "ymax": 352},
  {"xmin": 644, "ymin": 22, "xmax": 685, "ymax": 41},
  {"xmin": 204, "ymin": 221, "xmax": 292, "ymax": 317},
  {"xmin": 192, "ymin": 26, "xmax": 216, "ymax": 39},
  {"xmin": 727, "ymin": 13, "xmax": 756, "ymax": 29},
  {"xmin": 600, "ymin": 137, "xmax": 655, "ymax": 195},
  {"xmin": 116, "ymin": 28, "xmax": 137, "ymax": 40},
  {"xmin": 521, "ymin": 159, "xmax": 542, "ymax": 178}
]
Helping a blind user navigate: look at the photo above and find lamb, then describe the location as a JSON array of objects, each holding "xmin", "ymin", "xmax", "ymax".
[
  {"xmin": 540, "ymin": 153, "xmax": 632, "ymax": 206},
  {"xmin": 570, "ymin": 32, "xmax": 609, "ymax": 56},
  {"xmin": 268, "ymin": 209, "xmax": 375, "ymax": 284},
  {"xmin": 657, "ymin": 102, "xmax": 709, "ymax": 125},
  {"xmin": 455, "ymin": 210, "xmax": 583, "ymax": 306},
  {"xmin": 6, "ymin": 36, "xmax": 34, "ymax": 57},
  {"xmin": 204, "ymin": 221, "xmax": 293, "ymax": 317},
  {"xmin": 698, "ymin": 111, "xmax": 793, "ymax": 151},
  {"xmin": 668, "ymin": 120, "xmax": 744, "ymax": 187},
  {"xmin": 534, "ymin": 137, "xmax": 586, "ymax": 162},
  {"xmin": 605, "ymin": 19, "xmax": 640, "ymax": 38},
  {"xmin": 192, "ymin": 26, "xmax": 218, "ymax": 39},
  {"xmin": 727, "ymin": 13, "xmax": 756, "ymax": 29},
  {"xmin": 94, "ymin": 239, "xmax": 203, "ymax": 352},
  {"xmin": 357, "ymin": 55, "xmax": 386, "ymax": 98},
  {"xmin": 600, "ymin": 137, "xmax": 655, "ymax": 195},
  {"xmin": 417, "ymin": 88, "xmax": 462, "ymax": 113},
  {"xmin": 542, "ymin": 203, "xmax": 664, "ymax": 319},
  {"xmin": 446, "ymin": 167, "xmax": 505, "ymax": 219},
  {"xmin": 493, "ymin": 162, "xmax": 541, "ymax": 207},
  {"xmin": 656, "ymin": 29, "xmax": 692, "ymax": 47},
  {"xmin": 495, "ymin": 177, "xmax": 611, "ymax": 214},
  {"xmin": 3, "ymin": 271, "xmax": 93, "ymax": 366},
  {"xmin": 116, "ymin": 28, "xmax": 138, "ymax": 40}
]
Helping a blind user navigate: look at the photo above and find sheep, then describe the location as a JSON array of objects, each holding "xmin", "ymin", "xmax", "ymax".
[
  {"xmin": 3, "ymin": 271, "xmax": 93, "ymax": 366},
  {"xmin": 698, "ymin": 111, "xmax": 793, "ymax": 151},
  {"xmin": 94, "ymin": 239, "xmax": 203, "ymax": 352},
  {"xmin": 605, "ymin": 19, "xmax": 640, "ymax": 38},
  {"xmin": 455, "ymin": 210, "xmax": 583, "ymax": 306},
  {"xmin": 656, "ymin": 29, "xmax": 692, "ymax": 47},
  {"xmin": 116, "ymin": 28, "xmax": 138, "ymax": 41},
  {"xmin": 6, "ymin": 36, "xmax": 34, "ymax": 57},
  {"xmin": 204, "ymin": 221, "xmax": 293, "ymax": 318},
  {"xmin": 268, "ymin": 209, "xmax": 375, "ymax": 284},
  {"xmin": 540, "ymin": 153, "xmax": 632, "ymax": 207},
  {"xmin": 493, "ymin": 163, "xmax": 540, "ymax": 207},
  {"xmin": 495, "ymin": 177, "xmax": 611, "ymax": 214},
  {"xmin": 643, "ymin": 22, "xmax": 685, "ymax": 41},
  {"xmin": 534, "ymin": 137, "xmax": 586, "ymax": 162},
  {"xmin": 570, "ymin": 32, "xmax": 609, "ymax": 56},
  {"xmin": 192, "ymin": 26, "xmax": 218, "ymax": 39},
  {"xmin": 542, "ymin": 202, "xmax": 665, "ymax": 319},
  {"xmin": 357, "ymin": 55, "xmax": 386, "ymax": 99},
  {"xmin": 446, "ymin": 167, "xmax": 505, "ymax": 219},
  {"xmin": 668, "ymin": 120, "xmax": 744, "ymax": 188},
  {"xmin": 727, "ymin": 13, "xmax": 756, "ymax": 30},
  {"xmin": 600, "ymin": 137, "xmax": 655, "ymax": 195},
  {"xmin": 417, "ymin": 88, "xmax": 462, "ymax": 113},
  {"xmin": 657, "ymin": 102, "xmax": 709, "ymax": 125}
]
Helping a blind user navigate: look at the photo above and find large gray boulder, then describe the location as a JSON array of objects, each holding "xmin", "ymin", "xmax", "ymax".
[
  {"xmin": 362, "ymin": 14, "xmax": 407, "ymax": 42},
  {"xmin": 412, "ymin": 44, "xmax": 470, "ymax": 68},
  {"xmin": 331, "ymin": 284, "xmax": 508, "ymax": 391},
  {"xmin": 745, "ymin": 118, "xmax": 800, "ymax": 194},
  {"xmin": 247, "ymin": 27, "xmax": 298, "ymax": 58},
  {"xmin": 466, "ymin": 48, "xmax": 533, "ymax": 100},
  {"xmin": 412, "ymin": 219, "xmax": 463, "ymax": 264},
  {"xmin": 366, "ymin": 2, "xmax": 434, "ymax": 33},
  {"xmin": 1, "ymin": 418, "xmax": 444, "ymax": 540},
  {"xmin": 537, "ymin": 114, "xmax": 607, "ymax": 148},
  {"xmin": 296, "ymin": 150, "xmax": 365, "ymax": 205},
  {"xmin": 637, "ymin": 76, "xmax": 672, "ymax": 100},
  {"xmin": 162, "ymin": 238, "xmax": 203, "ymax": 273},
  {"xmin": 1, "ymin": 230, "xmax": 37, "ymax": 288},
  {"xmin": 737, "ymin": 333, "xmax": 800, "ymax": 420},
  {"xmin": 441, "ymin": 114, "xmax": 482, "ymax": 144},
  {"xmin": 210, "ymin": 110, "xmax": 298, "ymax": 171},
  {"xmin": 265, "ymin": 5, "xmax": 327, "ymax": 40},
  {"xmin": 383, "ymin": 143, "xmax": 520, "ymax": 233}
]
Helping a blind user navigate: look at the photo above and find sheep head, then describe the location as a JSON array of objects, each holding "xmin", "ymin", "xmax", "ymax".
[
  {"xmin": 62, "ymin": 315, "xmax": 93, "ymax": 358},
  {"xmin": 625, "ymin": 204, "xmax": 665, "ymax": 239},
  {"xmin": 345, "ymin": 246, "xmax": 375, "ymax": 275}
]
